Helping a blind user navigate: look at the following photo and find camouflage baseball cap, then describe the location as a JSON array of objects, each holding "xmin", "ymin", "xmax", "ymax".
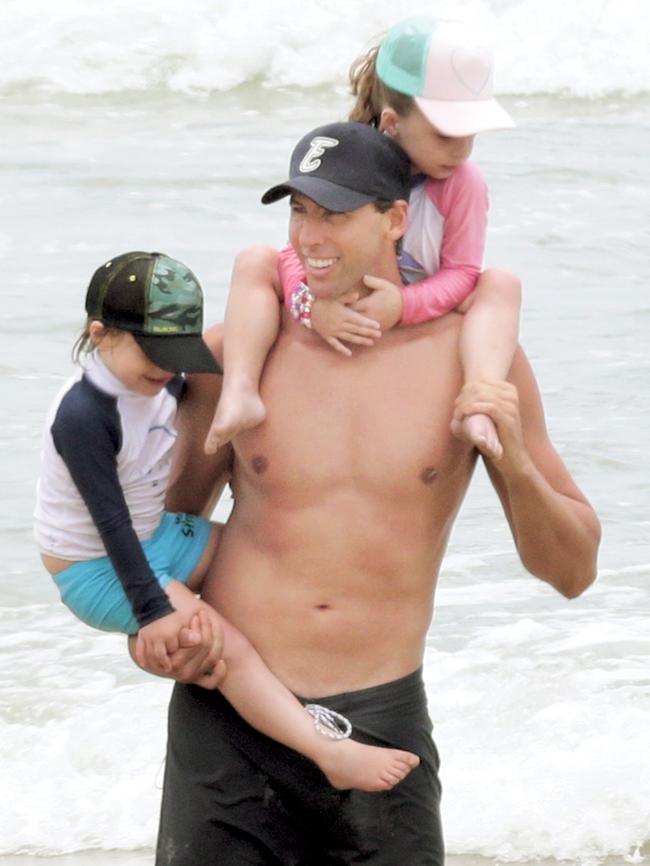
[{"xmin": 85, "ymin": 251, "xmax": 221, "ymax": 374}]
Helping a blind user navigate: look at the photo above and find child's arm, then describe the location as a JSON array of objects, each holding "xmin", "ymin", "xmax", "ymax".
[
  {"xmin": 279, "ymin": 245, "xmax": 382, "ymax": 356},
  {"xmin": 51, "ymin": 396, "xmax": 203, "ymax": 670},
  {"xmin": 400, "ymin": 161, "xmax": 487, "ymax": 323},
  {"xmin": 353, "ymin": 162, "xmax": 487, "ymax": 326},
  {"xmin": 204, "ymin": 246, "xmax": 281, "ymax": 453},
  {"xmin": 52, "ymin": 398, "xmax": 174, "ymax": 626}
]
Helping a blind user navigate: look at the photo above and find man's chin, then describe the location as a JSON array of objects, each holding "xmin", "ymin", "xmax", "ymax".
[
  {"xmin": 305, "ymin": 272, "xmax": 362, "ymax": 301},
  {"xmin": 303, "ymin": 264, "xmax": 338, "ymax": 288}
]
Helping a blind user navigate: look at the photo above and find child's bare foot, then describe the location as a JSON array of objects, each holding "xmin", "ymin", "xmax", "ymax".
[
  {"xmin": 204, "ymin": 386, "xmax": 266, "ymax": 453},
  {"xmin": 318, "ymin": 739, "xmax": 420, "ymax": 792},
  {"xmin": 452, "ymin": 413, "xmax": 503, "ymax": 461}
]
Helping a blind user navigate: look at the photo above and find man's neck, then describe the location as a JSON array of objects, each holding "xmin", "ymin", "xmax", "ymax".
[{"xmin": 340, "ymin": 255, "xmax": 402, "ymax": 301}]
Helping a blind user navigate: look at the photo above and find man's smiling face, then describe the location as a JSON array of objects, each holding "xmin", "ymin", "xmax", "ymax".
[{"xmin": 288, "ymin": 193, "xmax": 399, "ymax": 300}]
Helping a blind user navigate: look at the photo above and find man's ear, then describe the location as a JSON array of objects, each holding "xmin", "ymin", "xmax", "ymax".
[
  {"xmin": 380, "ymin": 107, "xmax": 399, "ymax": 137},
  {"xmin": 385, "ymin": 200, "xmax": 408, "ymax": 242}
]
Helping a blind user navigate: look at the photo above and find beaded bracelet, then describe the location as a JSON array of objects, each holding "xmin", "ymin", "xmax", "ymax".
[{"xmin": 289, "ymin": 282, "xmax": 314, "ymax": 329}]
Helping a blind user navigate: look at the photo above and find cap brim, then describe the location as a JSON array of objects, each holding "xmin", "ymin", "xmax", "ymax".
[
  {"xmin": 261, "ymin": 176, "xmax": 375, "ymax": 212},
  {"xmin": 415, "ymin": 96, "xmax": 515, "ymax": 137},
  {"xmin": 135, "ymin": 334, "xmax": 222, "ymax": 374}
]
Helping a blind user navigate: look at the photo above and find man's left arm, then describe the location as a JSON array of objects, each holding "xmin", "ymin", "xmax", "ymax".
[{"xmin": 454, "ymin": 348, "xmax": 601, "ymax": 597}]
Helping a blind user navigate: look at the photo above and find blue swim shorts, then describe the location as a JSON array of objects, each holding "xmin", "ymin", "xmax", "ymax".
[{"xmin": 52, "ymin": 511, "xmax": 213, "ymax": 635}]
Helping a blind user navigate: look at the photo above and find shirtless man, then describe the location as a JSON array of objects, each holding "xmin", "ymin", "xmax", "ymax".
[{"xmin": 145, "ymin": 122, "xmax": 601, "ymax": 865}]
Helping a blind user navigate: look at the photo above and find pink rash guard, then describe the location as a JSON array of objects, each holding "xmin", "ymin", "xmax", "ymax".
[{"xmin": 278, "ymin": 160, "xmax": 488, "ymax": 326}]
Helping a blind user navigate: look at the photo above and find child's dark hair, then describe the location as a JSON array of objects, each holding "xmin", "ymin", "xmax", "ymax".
[
  {"xmin": 348, "ymin": 44, "xmax": 415, "ymax": 127},
  {"xmin": 71, "ymin": 319, "xmax": 120, "ymax": 364},
  {"xmin": 72, "ymin": 320, "xmax": 95, "ymax": 364}
]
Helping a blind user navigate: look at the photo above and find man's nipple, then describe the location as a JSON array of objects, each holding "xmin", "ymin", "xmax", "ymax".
[
  {"xmin": 420, "ymin": 466, "xmax": 438, "ymax": 485},
  {"xmin": 251, "ymin": 455, "xmax": 269, "ymax": 474}
]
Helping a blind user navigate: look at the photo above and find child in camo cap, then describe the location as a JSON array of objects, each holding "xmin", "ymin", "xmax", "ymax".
[{"xmin": 34, "ymin": 250, "xmax": 419, "ymax": 793}]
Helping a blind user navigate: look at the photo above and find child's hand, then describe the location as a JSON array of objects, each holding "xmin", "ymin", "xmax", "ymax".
[
  {"xmin": 134, "ymin": 580, "xmax": 218, "ymax": 675},
  {"xmin": 174, "ymin": 610, "xmax": 227, "ymax": 689},
  {"xmin": 311, "ymin": 291, "xmax": 382, "ymax": 357},
  {"xmin": 131, "ymin": 602, "xmax": 226, "ymax": 688},
  {"xmin": 135, "ymin": 609, "xmax": 191, "ymax": 675},
  {"xmin": 352, "ymin": 276, "xmax": 404, "ymax": 331}
]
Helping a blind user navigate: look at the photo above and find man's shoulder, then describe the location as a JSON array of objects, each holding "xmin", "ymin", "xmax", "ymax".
[
  {"xmin": 414, "ymin": 310, "xmax": 464, "ymax": 338},
  {"xmin": 380, "ymin": 311, "xmax": 464, "ymax": 371}
]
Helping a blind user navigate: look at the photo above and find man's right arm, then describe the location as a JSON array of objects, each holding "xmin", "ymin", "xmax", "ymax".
[{"xmin": 167, "ymin": 324, "xmax": 233, "ymax": 517}]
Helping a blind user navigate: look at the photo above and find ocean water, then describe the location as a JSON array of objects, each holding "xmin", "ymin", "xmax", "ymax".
[{"xmin": 1, "ymin": 0, "xmax": 649, "ymax": 863}]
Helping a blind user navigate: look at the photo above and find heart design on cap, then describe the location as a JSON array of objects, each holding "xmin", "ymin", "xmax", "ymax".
[{"xmin": 450, "ymin": 47, "xmax": 491, "ymax": 95}]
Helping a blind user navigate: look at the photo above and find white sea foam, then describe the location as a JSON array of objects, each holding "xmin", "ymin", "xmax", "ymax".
[
  {"xmin": 0, "ymin": 605, "xmax": 168, "ymax": 855},
  {"xmin": 425, "ymin": 608, "xmax": 650, "ymax": 861},
  {"xmin": 1, "ymin": 0, "xmax": 649, "ymax": 97}
]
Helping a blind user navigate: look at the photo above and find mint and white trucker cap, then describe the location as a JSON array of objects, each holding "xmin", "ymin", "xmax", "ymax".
[{"xmin": 376, "ymin": 16, "xmax": 514, "ymax": 137}]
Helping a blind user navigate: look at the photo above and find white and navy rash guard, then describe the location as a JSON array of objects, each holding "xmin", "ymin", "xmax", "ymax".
[{"xmin": 34, "ymin": 352, "xmax": 185, "ymax": 627}]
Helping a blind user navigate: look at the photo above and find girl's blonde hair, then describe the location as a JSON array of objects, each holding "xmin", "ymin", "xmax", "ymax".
[{"xmin": 348, "ymin": 44, "xmax": 415, "ymax": 127}]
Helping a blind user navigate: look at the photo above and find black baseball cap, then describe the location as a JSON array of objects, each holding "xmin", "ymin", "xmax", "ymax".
[
  {"xmin": 85, "ymin": 251, "xmax": 221, "ymax": 374},
  {"xmin": 261, "ymin": 121, "xmax": 411, "ymax": 212}
]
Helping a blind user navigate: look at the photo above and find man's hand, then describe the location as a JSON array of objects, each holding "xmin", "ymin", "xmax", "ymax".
[
  {"xmin": 132, "ymin": 591, "xmax": 226, "ymax": 690},
  {"xmin": 452, "ymin": 380, "xmax": 534, "ymax": 477},
  {"xmin": 134, "ymin": 579, "xmax": 211, "ymax": 674},
  {"xmin": 311, "ymin": 292, "xmax": 382, "ymax": 356},
  {"xmin": 350, "ymin": 275, "xmax": 404, "ymax": 331},
  {"xmin": 172, "ymin": 610, "xmax": 227, "ymax": 689},
  {"xmin": 135, "ymin": 609, "xmax": 192, "ymax": 675},
  {"xmin": 130, "ymin": 609, "xmax": 226, "ymax": 690}
]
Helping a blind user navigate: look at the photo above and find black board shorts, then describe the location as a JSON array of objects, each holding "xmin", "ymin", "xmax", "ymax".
[{"xmin": 156, "ymin": 667, "xmax": 444, "ymax": 865}]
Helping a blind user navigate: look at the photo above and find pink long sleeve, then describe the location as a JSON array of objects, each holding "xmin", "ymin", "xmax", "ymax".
[
  {"xmin": 278, "ymin": 244, "xmax": 305, "ymax": 305},
  {"xmin": 400, "ymin": 161, "xmax": 488, "ymax": 326}
]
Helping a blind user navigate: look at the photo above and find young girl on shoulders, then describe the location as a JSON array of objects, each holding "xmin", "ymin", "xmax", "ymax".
[
  {"xmin": 208, "ymin": 16, "xmax": 521, "ymax": 461},
  {"xmin": 35, "ymin": 250, "xmax": 419, "ymax": 792}
]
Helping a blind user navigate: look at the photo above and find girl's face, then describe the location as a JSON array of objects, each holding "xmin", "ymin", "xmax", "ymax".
[
  {"xmin": 380, "ymin": 106, "xmax": 474, "ymax": 180},
  {"xmin": 90, "ymin": 323, "xmax": 174, "ymax": 396}
]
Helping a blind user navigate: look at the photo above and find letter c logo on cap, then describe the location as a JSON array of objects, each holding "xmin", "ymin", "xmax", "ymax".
[{"xmin": 299, "ymin": 136, "xmax": 339, "ymax": 173}]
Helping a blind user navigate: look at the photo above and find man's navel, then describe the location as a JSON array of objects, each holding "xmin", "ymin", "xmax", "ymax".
[{"xmin": 420, "ymin": 466, "xmax": 439, "ymax": 485}]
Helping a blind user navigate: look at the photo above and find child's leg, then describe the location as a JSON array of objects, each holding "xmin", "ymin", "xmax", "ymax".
[
  {"xmin": 453, "ymin": 268, "xmax": 522, "ymax": 460},
  {"xmin": 205, "ymin": 246, "xmax": 281, "ymax": 454},
  {"xmin": 155, "ymin": 521, "xmax": 224, "ymax": 654},
  {"xmin": 149, "ymin": 522, "xmax": 418, "ymax": 791},
  {"xmin": 215, "ymin": 615, "xmax": 419, "ymax": 792}
]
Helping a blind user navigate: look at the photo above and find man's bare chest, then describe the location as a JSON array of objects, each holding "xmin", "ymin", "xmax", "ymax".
[{"xmin": 233, "ymin": 325, "xmax": 469, "ymax": 498}]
